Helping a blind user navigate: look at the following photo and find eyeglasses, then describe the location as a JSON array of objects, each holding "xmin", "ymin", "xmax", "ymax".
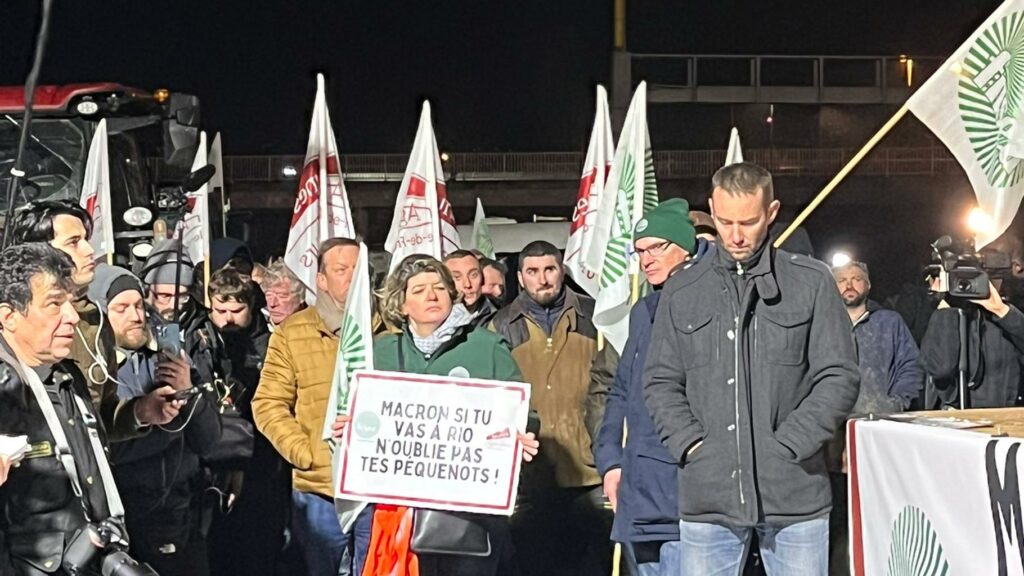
[{"xmin": 634, "ymin": 241, "xmax": 672, "ymax": 258}]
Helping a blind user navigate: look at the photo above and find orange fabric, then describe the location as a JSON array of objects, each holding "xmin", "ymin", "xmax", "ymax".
[{"xmin": 362, "ymin": 505, "xmax": 420, "ymax": 576}]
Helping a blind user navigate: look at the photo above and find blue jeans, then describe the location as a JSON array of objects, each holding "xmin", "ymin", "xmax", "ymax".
[
  {"xmin": 628, "ymin": 540, "xmax": 682, "ymax": 576},
  {"xmin": 679, "ymin": 518, "xmax": 828, "ymax": 576},
  {"xmin": 291, "ymin": 490, "xmax": 373, "ymax": 576}
]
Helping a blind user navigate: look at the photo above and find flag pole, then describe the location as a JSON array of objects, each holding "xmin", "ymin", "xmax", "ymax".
[
  {"xmin": 204, "ymin": 254, "xmax": 211, "ymax": 308},
  {"xmin": 106, "ymin": 253, "xmax": 113, "ymax": 266},
  {"xmin": 773, "ymin": 104, "xmax": 909, "ymax": 248}
]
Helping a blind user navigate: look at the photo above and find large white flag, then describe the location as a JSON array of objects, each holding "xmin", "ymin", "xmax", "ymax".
[
  {"xmin": 725, "ymin": 126, "xmax": 744, "ymax": 166},
  {"xmin": 323, "ymin": 242, "xmax": 374, "ymax": 531},
  {"xmin": 182, "ymin": 131, "xmax": 210, "ymax": 266},
  {"xmin": 907, "ymin": 0, "xmax": 1024, "ymax": 247},
  {"xmin": 564, "ymin": 85, "xmax": 614, "ymax": 298},
  {"xmin": 384, "ymin": 101, "xmax": 460, "ymax": 271},
  {"xmin": 471, "ymin": 198, "xmax": 496, "ymax": 259},
  {"xmin": 285, "ymin": 74, "xmax": 357, "ymax": 304},
  {"xmin": 584, "ymin": 82, "xmax": 659, "ymax": 354},
  {"xmin": 80, "ymin": 119, "xmax": 114, "ymax": 260},
  {"xmin": 208, "ymin": 132, "xmax": 227, "ymax": 237}
]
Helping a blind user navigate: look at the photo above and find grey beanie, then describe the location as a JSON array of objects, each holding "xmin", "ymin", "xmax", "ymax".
[
  {"xmin": 87, "ymin": 264, "xmax": 143, "ymax": 311},
  {"xmin": 141, "ymin": 238, "xmax": 194, "ymax": 287}
]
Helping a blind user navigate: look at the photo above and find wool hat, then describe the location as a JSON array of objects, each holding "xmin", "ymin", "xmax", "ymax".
[
  {"xmin": 140, "ymin": 238, "xmax": 194, "ymax": 287},
  {"xmin": 87, "ymin": 265, "xmax": 143, "ymax": 311},
  {"xmin": 633, "ymin": 198, "xmax": 696, "ymax": 253}
]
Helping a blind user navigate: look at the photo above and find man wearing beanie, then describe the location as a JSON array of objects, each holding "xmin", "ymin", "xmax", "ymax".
[
  {"xmin": 96, "ymin": 263, "xmax": 223, "ymax": 575},
  {"xmin": 643, "ymin": 163, "xmax": 859, "ymax": 574},
  {"xmin": 590, "ymin": 198, "xmax": 709, "ymax": 575},
  {"xmin": 141, "ymin": 238, "xmax": 222, "ymax": 391},
  {"xmin": 87, "ymin": 265, "xmax": 187, "ymax": 434}
]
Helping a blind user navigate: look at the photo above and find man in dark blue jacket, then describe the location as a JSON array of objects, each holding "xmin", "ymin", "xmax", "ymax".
[
  {"xmin": 592, "ymin": 199, "xmax": 706, "ymax": 575},
  {"xmin": 830, "ymin": 260, "xmax": 922, "ymax": 575}
]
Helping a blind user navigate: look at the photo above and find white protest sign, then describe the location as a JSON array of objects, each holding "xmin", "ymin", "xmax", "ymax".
[{"xmin": 337, "ymin": 369, "xmax": 531, "ymax": 516}]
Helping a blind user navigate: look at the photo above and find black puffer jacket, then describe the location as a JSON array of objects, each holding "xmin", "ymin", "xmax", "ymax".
[{"xmin": 643, "ymin": 243, "xmax": 859, "ymax": 528}]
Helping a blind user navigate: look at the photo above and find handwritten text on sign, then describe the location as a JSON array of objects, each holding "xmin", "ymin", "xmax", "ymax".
[{"xmin": 338, "ymin": 370, "xmax": 531, "ymax": 516}]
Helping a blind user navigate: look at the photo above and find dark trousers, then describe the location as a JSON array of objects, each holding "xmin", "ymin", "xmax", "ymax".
[
  {"xmin": 510, "ymin": 485, "xmax": 613, "ymax": 576},
  {"xmin": 828, "ymin": 472, "xmax": 849, "ymax": 576},
  {"xmin": 131, "ymin": 536, "xmax": 210, "ymax": 576}
]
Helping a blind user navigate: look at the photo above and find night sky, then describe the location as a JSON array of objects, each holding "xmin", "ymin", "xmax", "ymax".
[{"xmin": 0, "ymin": 0, "xmax": 1003, "ymax": 154}]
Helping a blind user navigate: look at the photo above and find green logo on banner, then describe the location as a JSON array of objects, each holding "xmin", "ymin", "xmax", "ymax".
[
  {"xmin": 353, "ymin": 411, "xmax": 381, "ymax": 440},
  {"xmin": 885, "ymin": 505, "xmax": 950, "ymax": 576},
  {"xmin": 336, "ymin": 313, "xmax": 366, "ymax": 411},
  {"xmin": 958, "ymin": 10, "xmax": 1024, "ymax": 188}
]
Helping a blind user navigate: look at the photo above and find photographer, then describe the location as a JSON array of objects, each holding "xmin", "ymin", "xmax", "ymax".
[
  {"xmin": 93, "ymin": 264, "xmax": 223, "ymax": 575},
  {"xmin": 921, "ymin": 236, "xmax": 1024, "ymax": 409},
  {"xmin": 0, "ymin": 243, "xmax": 145, "ymax": 575}
]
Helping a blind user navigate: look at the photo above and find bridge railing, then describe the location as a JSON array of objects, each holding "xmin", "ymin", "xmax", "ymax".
[{"xmin": 149, "ymin": 147, "xmax": 960, "ymax": 183}]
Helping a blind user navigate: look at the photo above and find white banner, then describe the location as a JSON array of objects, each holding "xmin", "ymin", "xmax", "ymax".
[
  {"xmin": 384, "ymin": 101, "xmax": 460, "ymax": 271},
  {"xmin": 850, "ymin": 418, "xmax": 1024, "ymax": 575},
  {"xmin": 285, "ymin": 73, "xmax": 356, "ymax": 304},
  {"xmin": 182, "ymin": 131, "xmax": 210, "ymax": 265},
  {"xmin": 337, "ymin": 370, "xmax": 530, "ymax": 516},
  {"xmin": 80, "ymin": 119, "xmax": 113, "ymax": 260}
]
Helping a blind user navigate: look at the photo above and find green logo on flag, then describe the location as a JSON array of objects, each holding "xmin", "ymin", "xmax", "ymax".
[
  {"xmin": 336, "ymin": 313, "xmax": 367, "ymax": 412},
  {"xmin": 599, "ymin": 150, "xmax": 659, "ymax": 289},
  {"xmin": 885, "ymin": 505, "xmax": 949, "ymax": 576},
  {"xmin": 958, "ymin": 10, "xmax": 1024, "ymax": 188}
]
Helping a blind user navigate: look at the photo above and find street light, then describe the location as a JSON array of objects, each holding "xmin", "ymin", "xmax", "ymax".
[
  {"xmin": 831, "ymin": 252, "xmax": 852, "ymax": 268},
  {"xmin": 281, "ymin": 165, "xmax": 298, "ymax": 178}
]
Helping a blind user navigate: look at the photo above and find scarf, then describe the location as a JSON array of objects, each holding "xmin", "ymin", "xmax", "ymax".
[
  {"xmin": 315, "ymin": 289, "xmax": 345, "ymax": 334},
  {"xmin": 409, "ymin": 304, "xmax": 474, "ymax": 356}
]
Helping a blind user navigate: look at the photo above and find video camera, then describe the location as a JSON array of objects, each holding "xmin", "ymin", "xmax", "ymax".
[
  {"xmin": 62, "ymin": 518, "xmax": 158, "ymax": 576},
  {"xmin": 927, "ymin": 235, "xmax": 1011, "ymax": 300}
]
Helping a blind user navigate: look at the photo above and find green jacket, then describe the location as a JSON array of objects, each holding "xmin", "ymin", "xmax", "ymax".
[{"xmin": 374, "ymin": 325, "xmax": 523, "ymax": 383}]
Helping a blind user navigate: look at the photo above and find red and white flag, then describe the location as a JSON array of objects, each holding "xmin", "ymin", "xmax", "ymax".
[
  {"xmin": 80, "ymin": 119, "xmax": 114, "ymax": 261},
  {"xmin": 181, "ymin": 131, "xmax": 210, "ymax": 266},
  {"xmin": 285, "ymin": 73, "xmax": 356, "ymax": 304},
  {"xmin": 208, "ymin": 132, "xmax": 227, "ymax": 237},
  {"xmin": 384, "ymin": 101, "xmax": 460, "ymax": 272},
  {"xmin": 564, "ymin": 85, "xmax": 614, "ymax": 298}
]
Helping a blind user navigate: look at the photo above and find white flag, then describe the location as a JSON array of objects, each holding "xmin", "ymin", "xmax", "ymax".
[
  {"xmin": 584, "ymin": 82, "xmax": 659, "ymax": 354},
  {"xmin": 208, "ymin": 132, "xmax": 227, "ymax": 237},
  {"xmin": 384, "ymin": 101, "xmax": 461, "ymax": 272},
  {"xmin": 182, "ymin": 131, "xmax": 210, "ymax": 266},
  {"xmin": 285, "ymin": 74, "xmax": 357, "ymax": 304},
  {"xmin": 471, "ymin": 198, "xmax": 496, "ymax": 259},
  {"xmin": 725, "ymin": 127, "xmax": 744, "ymax": 166},
  {"xmin": 323, "ymin": 242, "xmax": 374, "ymax": 531},
  {"xmin": 80, "ymin": 119, "xmax": 114, "ymax": 260},
  {"xmin": 564, "ymin": 85, "xmax": 614, "ymax": 298},
  {"xmin": 907, "ymin": 0, "xmax": 1024, "ymax": 247}
]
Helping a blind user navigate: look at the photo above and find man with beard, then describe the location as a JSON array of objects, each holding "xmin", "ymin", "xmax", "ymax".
[
  {"xmin": 489, "ymin": 240, "xmax": 608, "ymax": 576},
  {"xmin": 140, "ymin": 239, "xmax": 222, "ymax": 390},
  {"xmin": 90, "ymin": 264, "xmax": 222, "ymax": 575},
  {"xmin": 444, "ymin": 250, "xmax": 499, "ymax": 327},
  {"xmin": 205, "ymin": 268, "xmax": 289, "ymax": 576},
  {"xmin": 829, "ymin": 260, "xmax": 922, "ymax": 575},
  {"xmin": 834, "ymin": 261, "xmax": 923, "ymax": 414}
]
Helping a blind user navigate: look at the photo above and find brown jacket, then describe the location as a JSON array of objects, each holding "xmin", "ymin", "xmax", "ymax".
[
  {"xmin": 490, "ymin": 289, "xmax": 601, "ymax": 488},
  {"xmin": 70, "ymin": 298, "xmax": 143, "ymax": 441},
  {"xmin": 253, "ymin": 306, "xmax": 338, "ymax": 497}
]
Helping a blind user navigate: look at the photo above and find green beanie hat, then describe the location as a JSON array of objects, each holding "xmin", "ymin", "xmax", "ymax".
[{"xmin": 633, "ymin": 198, "xmax": 696, "ymax": 253}]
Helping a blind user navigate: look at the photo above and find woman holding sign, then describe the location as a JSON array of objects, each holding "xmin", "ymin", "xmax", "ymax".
[{"xmin": 334, "ymin": 254, "xmax": 539, "ymax": 576}]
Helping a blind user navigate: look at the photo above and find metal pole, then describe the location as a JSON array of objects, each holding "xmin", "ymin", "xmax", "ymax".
[
  {"xmin": 958, "ymin": 307, "xmax": 969, "ymax": 410},
  {"xmin": 3, "ymin": 0, "xmax": 55, "ymax": 248}
]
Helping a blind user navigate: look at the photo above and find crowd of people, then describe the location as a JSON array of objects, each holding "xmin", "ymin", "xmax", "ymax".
[{"xmin": 1, "ymin": 161, "xmax": 1023, "ymax": 576}]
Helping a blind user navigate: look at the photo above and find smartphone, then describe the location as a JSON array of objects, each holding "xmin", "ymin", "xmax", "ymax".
[
  {"xmin": 155, "ymin": 322, "xmax": 182, "ymax": 357},
  {"xmin": 166, "ymin": 387, "xmax": 201, "ymax": 402}
]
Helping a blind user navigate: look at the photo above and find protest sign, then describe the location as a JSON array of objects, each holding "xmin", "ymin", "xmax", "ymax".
[{"xmin": 337, "ymin": 369, "xmax": 530, "ymax": 516}]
